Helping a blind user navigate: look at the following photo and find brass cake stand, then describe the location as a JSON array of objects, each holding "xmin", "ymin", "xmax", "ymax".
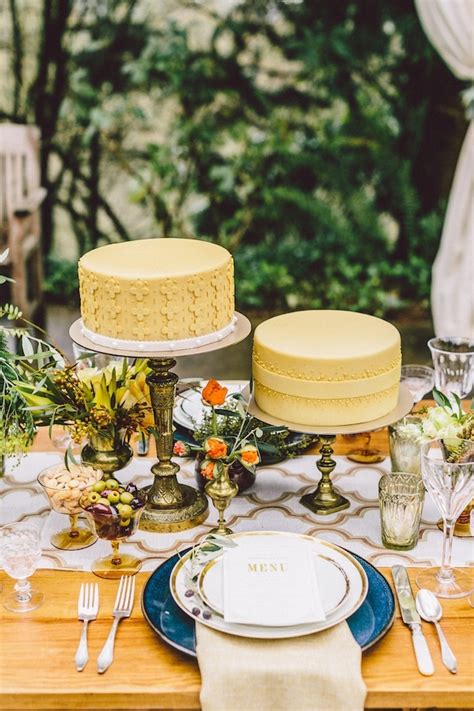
[
  {"xmin": 70, "ymin": 314, "xmax": 251, "ymax": 532},
  {"xmin": 248, "ymin": 384, "xmax": 413, "ymax": 515}
]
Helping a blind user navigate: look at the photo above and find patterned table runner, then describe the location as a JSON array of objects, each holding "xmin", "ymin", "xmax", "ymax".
[{"xmin": 1, "ymin": 452, "xmax": 472, "ymax": 570}]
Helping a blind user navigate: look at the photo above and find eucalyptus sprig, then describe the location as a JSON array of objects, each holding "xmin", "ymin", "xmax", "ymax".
[{"xmin": 184, "ymin": 533, "xmax": 238, "ymax": 589}]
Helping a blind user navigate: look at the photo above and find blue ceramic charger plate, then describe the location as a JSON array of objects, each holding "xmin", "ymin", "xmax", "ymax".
[{"xmin": 141, "ymin": 548, "xmax": 395, "ymax": 656}]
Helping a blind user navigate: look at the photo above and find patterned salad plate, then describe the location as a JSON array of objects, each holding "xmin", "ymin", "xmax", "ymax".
[{"xmin": 174, "ymin": 380, "xmax": 249, "ymax": 430}]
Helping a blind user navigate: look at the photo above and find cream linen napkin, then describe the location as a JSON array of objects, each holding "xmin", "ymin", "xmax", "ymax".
[{"xmin": 197, "ymin": 621, "xmax": 367, "ymax": 711}]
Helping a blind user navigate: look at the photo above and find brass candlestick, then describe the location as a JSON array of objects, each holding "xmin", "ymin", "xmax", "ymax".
[
  {"xmin": 139, "ymin": 357, "xmax": 209, "ymax": 532},
  {"xmin": 300, "ymin": 435, "xmax": 350, "ymax": 515},
  {"xmin": 205, "ymin": 464, "xmax": 238, "ymax": 535}
]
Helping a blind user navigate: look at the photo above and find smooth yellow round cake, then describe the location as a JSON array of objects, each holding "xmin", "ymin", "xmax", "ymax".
[
  {"xmin": 253, "ymin": 310, "xmax": 401, "ymax": 427},
  {"xmin": 78, "ymin": 238, "xmax": 235, "ymax": 349}
]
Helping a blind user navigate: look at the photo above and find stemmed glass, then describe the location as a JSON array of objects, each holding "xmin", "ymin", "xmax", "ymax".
[
  {"xmin": 400, "ymin": 365, "xmax": 435, "ymax": 405},
  {"xmin": 428, "ymin": 337, "xmax": 474, "ymax": 400},
  {"xmin": 1, "ymin": 522, "xmax": 44, "ymax": 612},
  {"xmin": 416, "ymin": 438, "xmax": 474, "ymax": 598},
  {"xmin": 81, "ymin": 482, "xmax": 146, "ymax": 579},
  {"xmin": 38, "ymin": 464, "xmax": 101, "ymax": 550}
]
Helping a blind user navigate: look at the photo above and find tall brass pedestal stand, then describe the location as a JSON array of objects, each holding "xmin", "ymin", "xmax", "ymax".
[{"xmin": 70, "ymin": 314, "xmax": 251, "ymax": 532}]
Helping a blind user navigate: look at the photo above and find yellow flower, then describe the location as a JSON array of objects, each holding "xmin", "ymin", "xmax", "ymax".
[{"xmin": 120, "ymin": 370, "xmax": 154, "ymax": 428}]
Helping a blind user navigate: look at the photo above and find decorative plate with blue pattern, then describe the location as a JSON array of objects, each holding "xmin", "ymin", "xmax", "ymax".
[{"xmin": 141, "ymin": 548, "xmax": 395, "ymax": 655}]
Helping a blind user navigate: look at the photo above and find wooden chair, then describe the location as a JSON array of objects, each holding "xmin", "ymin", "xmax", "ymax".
[{"xmin": 0, "ymin": 123, "xmax": 46, "ymax": 322}]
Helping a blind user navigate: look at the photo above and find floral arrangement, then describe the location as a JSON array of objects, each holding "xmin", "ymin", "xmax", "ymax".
[
  {"xmin": 173, "ymin": 378, "xmax": 286, "ymax": 481},
  {"xmin": 175, "ymin": 379, "xmax": 318, "ymax": 475},
  {"xmin": 16, "ymin": 359, "xmax": 153, "ymax": 446},
  {"xmin": 396, "ymin": 390, "xmax": 473, "ymax": 444}
]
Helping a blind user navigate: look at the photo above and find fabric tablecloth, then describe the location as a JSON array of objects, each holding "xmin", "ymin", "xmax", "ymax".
[{"xmin": 1, "ymin": 452, "xmax": 472, "ymax": 570}]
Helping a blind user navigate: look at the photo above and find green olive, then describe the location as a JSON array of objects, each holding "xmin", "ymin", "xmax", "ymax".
[
  {"xmin": 107, "ymin": 491, "xmax": 120, "ymax": 504},
  {"xmin": 119, "ymin": 492, "xmax": 133, "ymax": 505},
  {"xmin": 104, "ymin": 478, "xmax": 120, "ymax": 490},
  {"xmin": 119, "ymin": 518, "xmax": 131, "ymax": 527},
  {"xmin": 92, "ymin": 481, "xmax": 106, "ymax": 493},
  {"xmin": 88, "ymin": 491, "xmax": 100, "ymax": 503},
  {"xmin": 97, "ymin": 497, "xmax": 110, "ymax": 506},
  {"xmin": 118, "ymin": 503, "xmax": 132, "ymax": 518}
]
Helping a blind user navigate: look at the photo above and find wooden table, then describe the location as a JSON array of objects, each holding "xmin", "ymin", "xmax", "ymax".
[{"xmin": 1, "ymin": 422, "xmax": 473, "ymax": 711}]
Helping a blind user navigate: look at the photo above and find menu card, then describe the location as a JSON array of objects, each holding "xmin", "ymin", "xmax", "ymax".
[{"xmin": 223, "ymin": 539, "xmax": 325, "ymax": 626}]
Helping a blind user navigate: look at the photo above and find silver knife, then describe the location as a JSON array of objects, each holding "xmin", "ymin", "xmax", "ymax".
[{"xmin": 392, "ymin": 565, "xmax": 434, "ymax": 676}]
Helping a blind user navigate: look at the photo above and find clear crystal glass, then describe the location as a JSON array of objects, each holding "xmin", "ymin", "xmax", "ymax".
[
  {"xmin": 388, "ymin": 416, "xmax": 423, "ymax": 476},
  {"xmin": 1, "ymin": 522, "xmax": 44, "ymax": 612},
  {"xmin": 379, "ymin": 473, "xmax": 425, "ymax": 550},
  {"xmin": 416, "ymin": 438, "xmax": 474, "ymax": 598},
  {"xmin": 400, "ymin": 364, "xmax": 435, "ymax": 403},
  {"xmin": 428, "ymin": 337, "xmax": 474, "ymax": 399}
]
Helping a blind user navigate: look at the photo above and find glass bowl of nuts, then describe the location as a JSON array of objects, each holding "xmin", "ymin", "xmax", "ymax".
[
  {"xmin": 38, "ymin": 463, "xmax": 103, "ymax": 550},
  {"xmin": 80, "ymin": 477, "xmax": 146, "ymax": 578}
]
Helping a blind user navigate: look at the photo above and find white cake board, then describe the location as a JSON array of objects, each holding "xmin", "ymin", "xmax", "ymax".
[
  {"xmin": 247, "ymin": 383, "xmax": 413, "ymax": 435},
  {"xmin": 69, "ymin": 312, "xmax": 251, "ymax": 359}
]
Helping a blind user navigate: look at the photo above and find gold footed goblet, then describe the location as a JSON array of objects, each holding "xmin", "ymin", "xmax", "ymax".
[
  {"xmin": 38, "ymin": 464, "xmax": 101, "ymax": 550},
  {"xmin": 205, "ymin": 464, "xmax": 239, "ymax": 535},
  {"xmin": 346, "ymin": 431, "xmax": 385, "ymax": 464},
  {"xmin": 81, "ymin": 481, "xmax": 146, "ymax": 579}
]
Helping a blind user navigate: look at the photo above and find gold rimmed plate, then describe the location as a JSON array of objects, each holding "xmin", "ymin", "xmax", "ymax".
[
  {"xmin": 169, "ymin": 531, "xmax": 368, "ymax": 640},
  {"xmin": 198, "ymin": 552, "xmax": 350, "ymax": 619}
]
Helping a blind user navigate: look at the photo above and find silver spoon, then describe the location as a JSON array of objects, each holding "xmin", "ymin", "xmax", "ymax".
[{"xmin": 416, "ymin": 588, "xmax": 457, "ymax": 674}]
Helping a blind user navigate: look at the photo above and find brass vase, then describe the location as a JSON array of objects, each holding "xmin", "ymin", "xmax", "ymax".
[
  {"xmin": 81, "ymin": 433, "xmax": 133, "ymax": 479},
  {"xmin": 205, "ymin": 463, "xmax": 239, "ymax": 535}
]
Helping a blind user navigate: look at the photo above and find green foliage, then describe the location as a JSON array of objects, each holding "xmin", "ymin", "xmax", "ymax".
[
  {"xmin": 2, "ymin": 0, "xmax": 463, "ymax": 314},
  {"xmin": 43, "ymin": 256, "xmax": 80, "ymax": 305},
  {"xmin": 119, "ymin": 0, "xmax": 451, "ymax": 314}
]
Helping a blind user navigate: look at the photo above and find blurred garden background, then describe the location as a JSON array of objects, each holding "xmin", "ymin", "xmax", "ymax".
[{"xmin": 0, "ymin": 0, "xmax": 469, "ymax": 374}]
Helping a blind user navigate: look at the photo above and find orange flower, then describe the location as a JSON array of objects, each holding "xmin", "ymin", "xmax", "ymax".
[
  {"xmin": 201, "ymin": 459, "xmax": 216, "ymax": 480},
  {"xmin": 204, "ymin": 437, "xmax": 228, "ymax": 459},
  {"xmin": 239, "ymin": 444, "xmax": 260, "ymax": 466},
  {"xmin": 202, "ymin": 379, "xmax": 228, "ymax": 406}
]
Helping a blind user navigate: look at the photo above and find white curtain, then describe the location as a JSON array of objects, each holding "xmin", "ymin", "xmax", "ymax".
[{"xmin": 415, "ymin": 0, "xmax": 474, "ymax": 338}]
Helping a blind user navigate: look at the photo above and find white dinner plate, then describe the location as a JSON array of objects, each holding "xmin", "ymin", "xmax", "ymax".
[
  {"xmin": 174, "ymin": 380, "xmax": 249, "ymax": 430},
  {"xmin": 170, "ymin": 531, "xmax": 368, "ymax": 640},
  {"xmin": 198, "ymin": 548, "xmax": 350, "ymax": 618}
]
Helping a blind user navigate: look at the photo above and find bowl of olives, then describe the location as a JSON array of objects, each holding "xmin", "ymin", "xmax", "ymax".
[{"xmin": 80, "ymin": 477, "xmax": 146, "ymax": 579}]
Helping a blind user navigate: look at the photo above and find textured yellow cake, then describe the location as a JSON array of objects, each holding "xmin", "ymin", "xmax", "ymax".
[
  {"xmin": 78, "ymin": 238, "xmax": 235, "ymax": 350},
  {"xmin": 253, "ymin": 310, "xmax": 401, "ymax": 427}
]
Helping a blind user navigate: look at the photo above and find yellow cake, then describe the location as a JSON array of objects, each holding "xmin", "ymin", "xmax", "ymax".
[
  {"xmin": 253, "ymin": 310, "xmax": 401, "ymax": 427},
  {"xmin": 78, "ymin": 238, "xmax": 235, "ymax": 351}
]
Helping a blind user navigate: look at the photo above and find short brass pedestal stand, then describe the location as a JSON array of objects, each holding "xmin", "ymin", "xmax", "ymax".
[
  {"xmin": 248, "ymin": 385, "xmax": 413, "ymax": 517},
  {"xmin": 140, "ymin": 358, "xmax": 209, "ymax": 532},
  {"xmin": 300, "ymin": 436, "xmax": 350, "ymax": 515}
]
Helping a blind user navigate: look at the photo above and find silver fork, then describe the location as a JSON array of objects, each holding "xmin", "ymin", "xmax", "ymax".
[
  {"xmin": 97, "ymin": 576, "xmax": 135, "ymax": 674},
  {"xmin": 75, "ymin": 583, "xmax": 99, "ymax": 671}
]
